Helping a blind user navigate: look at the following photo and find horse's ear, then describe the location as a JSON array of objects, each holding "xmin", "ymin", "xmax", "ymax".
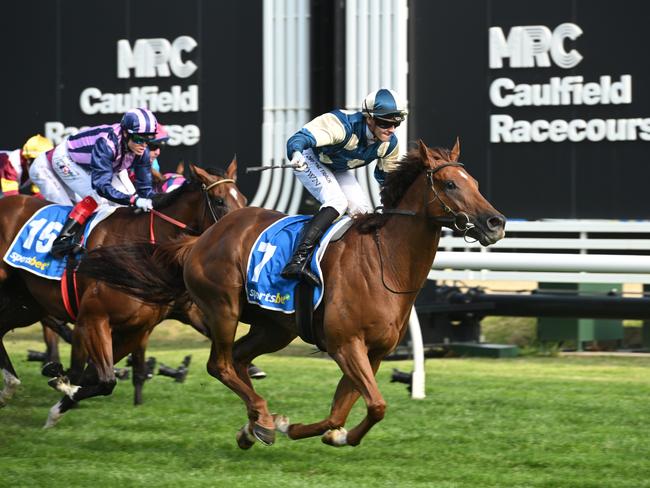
[
  {"xmin": 188, "ymin": 163, "xmax": 202, "ymax": 181},
  {"xmin": 417, "ymin": 139, "xmax": 430, "ymax": 163},
  {"xmin": 226, "ymin": 154, "xmax": 238, "ymax": 182},
  {"xmin": 450, "ymin": 137, "xmax": 461, "ymax": 161}
]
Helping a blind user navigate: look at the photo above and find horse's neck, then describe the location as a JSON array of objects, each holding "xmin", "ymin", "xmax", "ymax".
[
  {"xmin": 151, "ymin": 196, "xmax": 205, "ymax": 239},
  {"xmin": 379, "ymin": 179, "xmax": 442, "ymax": 290}
]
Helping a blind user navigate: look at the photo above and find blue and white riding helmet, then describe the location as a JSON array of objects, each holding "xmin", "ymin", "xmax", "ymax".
[
  {"xmin": 120, "ymin": 108, "xmax": 158, "ymax": 135},
  {"xmin": 361, "ymin": 89, "xmax": 408, "ymax": 122}
]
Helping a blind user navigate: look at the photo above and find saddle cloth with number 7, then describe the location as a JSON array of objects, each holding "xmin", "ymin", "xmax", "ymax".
[{"xmin": 245, "ymin": 214, "xmax": 351, "ymax": 313}]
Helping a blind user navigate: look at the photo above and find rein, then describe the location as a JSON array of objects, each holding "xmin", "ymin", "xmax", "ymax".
[{"xmin": 147, "ymin": 178, "xmax": 235, "ymax": 244}]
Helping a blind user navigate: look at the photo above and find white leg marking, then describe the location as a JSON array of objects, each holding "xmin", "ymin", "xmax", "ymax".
[
  {"xmin": 44, "ymin": 400, "xmax": 65, "ymax": 429},
  {"xmin": 51, "ymin": 377, "xmax": 80, "ymax": 399},
  {"xmin": 273, "ymin": 414, "xmax": 290, "ymax": 435},
  {"xmin": 1, "ymin": 369, "xmax": 21, "ymax": 403},
  {"xmin": 322, "ymin": 427, "xmax": 348, "ymax": 446}
]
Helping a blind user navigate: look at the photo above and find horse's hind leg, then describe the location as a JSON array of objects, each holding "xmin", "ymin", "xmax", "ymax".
[
  {"xmin": 202, "ymin": 311, "xmax": 277, "ymax": 446},
  {"xmin": 232, "ymin": 323, "xmax": 295, "ymax": 387},
  {"xmin": 42, "ymin": 323, "xmax": 61, "ymax": 364},
  {"xmin": 111, "ymin": 329, "xmax": 152, "ymax": 406},
  {"xmin": 45, "ymin": 311, "xmax": 116, "ymax": 427}
]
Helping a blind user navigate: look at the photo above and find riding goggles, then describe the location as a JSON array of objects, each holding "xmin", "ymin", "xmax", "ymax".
[
  {"xmin": 374, "ymin": 117, "xmax": 402, "ymax": 129},
  {"xmin": 130, "ymin": 133, "xmax": 156, "ymax": 144}
]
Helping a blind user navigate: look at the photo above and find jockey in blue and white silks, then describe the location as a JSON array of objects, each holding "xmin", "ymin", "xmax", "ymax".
[
  {"xmin": 42, "ymin": 108, "xmax": 159, "ymax": 258},
  {"xmin": 281, "ymin": 88, "xmax": 408, "ymax": 287}
]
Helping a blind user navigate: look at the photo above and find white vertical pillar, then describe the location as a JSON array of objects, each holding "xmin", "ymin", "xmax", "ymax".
[
  {"xmin": 408, "ymin": 306, "xmax": 426, "ymax": 400},
  {"xmin": 345, "ymin": 0, "xmax": 409, "ymax": 208},
  {"xmin": 254, "ymin": 0, "xmax": 310, "ymax": 212}
]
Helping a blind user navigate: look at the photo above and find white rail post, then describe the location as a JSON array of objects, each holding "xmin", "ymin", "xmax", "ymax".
[{"xmin": 408, "ymin": 306, "xmax": 426, "ymax": 399}]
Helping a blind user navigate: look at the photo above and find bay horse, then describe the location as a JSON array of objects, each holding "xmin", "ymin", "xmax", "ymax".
[
  {"xmin": 77, "ymin": 140, "xmax": 505, "ymax": 447},
  {"xmin": 0, "ymin": 160, "xmax": 245, "ymax": 411},
  {"xmin": 23, "ymin": 165, "xmax": 189, "ymax": 382}
]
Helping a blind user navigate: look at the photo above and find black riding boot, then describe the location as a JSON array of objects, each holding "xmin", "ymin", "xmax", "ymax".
[
  {"xmin": 50, "ymin": 218, "xmax": 83, "ymax": 258},
  {"xmin": 281, "ymin": 206, "xmax": 340, "ymax": 287}
]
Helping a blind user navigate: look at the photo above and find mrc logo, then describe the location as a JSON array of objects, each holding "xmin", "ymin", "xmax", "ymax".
[
  {"xmin": 117, "ymin": 36, "xmax": 198, "ymax": 79},
  {"xmin": 489, "ymin": 22, "xmax": 583, "ymax": 69}
]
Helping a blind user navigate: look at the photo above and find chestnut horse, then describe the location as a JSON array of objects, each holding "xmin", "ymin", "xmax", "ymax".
[
  {"xmin": 77, "ymin": 140, "xmax": 505, "ymax": 447},
  {"xmin": 0, "ymin": 161, "xmax": 245, "ymax": 411}
]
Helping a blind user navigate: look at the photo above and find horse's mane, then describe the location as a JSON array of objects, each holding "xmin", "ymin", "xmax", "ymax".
[
  {"xmin": 355, "ymin": 146, "xmax": 452, "ymax": 233},
  {"xmin": 151, "ymin": 166, "xmax": 226, "ymax": 209}
]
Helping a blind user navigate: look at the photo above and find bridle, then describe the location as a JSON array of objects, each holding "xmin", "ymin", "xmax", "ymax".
[
  {"xmin": 378, "ymin": 162, "xmax": 475, "ymax": 234},
  {"xmin": 375, "ymin": 161, "xmax": 475, "ymax": 294},
  {"xmin": 426, "ymin": 162, "xmax": 475, "ymax": 235},
  {"xmin": 202, "ymin": 178, "xmax": 235, "ymax": 223},
  {"xmin": 147, "ymin": 177, "xmax": 236, "ymax": 243}
]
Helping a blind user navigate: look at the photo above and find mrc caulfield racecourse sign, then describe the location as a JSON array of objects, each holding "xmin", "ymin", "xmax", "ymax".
[
  {"xmin": 44, "ymin": 36, "xmax": 201, "ymax": 147},
  {"xmin": 488, "ymin": 22, "xmax": 650, "ymax": 143}
]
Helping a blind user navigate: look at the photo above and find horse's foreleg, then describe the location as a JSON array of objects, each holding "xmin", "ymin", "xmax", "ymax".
[
  {"xmin": 0, "ymin": 332, "xmax": 20, "ymax": 407},
  {"xmin": 285, "ymin": 374, "xmax": 360, "ymax": 442},
  {"xmin": 51, "ymin": 313, "xmax": 116, "ymax": 404},
  {"xmin": 327, "ymin": 343, "xmax": 386, "ymax": 447},
  {"xmin": 66, "ymin": 321, "xmax": 88, "ymax": 384}
]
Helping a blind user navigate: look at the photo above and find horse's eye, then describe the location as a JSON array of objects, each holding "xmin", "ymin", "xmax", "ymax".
[
  {"xmin": 445, "ymin": 181, "xmax": 457, "ymax": 190},
  {"xmin": 214, "ymin": 197, "xmax": 225, "ymax": 206}
]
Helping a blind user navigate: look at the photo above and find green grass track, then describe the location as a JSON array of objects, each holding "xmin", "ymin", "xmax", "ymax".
[{"xmin": 2, "ymin": 322, "xmax": 650, "ymax": 488}]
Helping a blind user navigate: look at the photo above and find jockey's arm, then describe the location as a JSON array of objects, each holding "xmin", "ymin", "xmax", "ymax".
[
  {"xmin": 374, "ymin": 137, "xmax": 400, "ymax": 185},
  {"xmin": 131, "ymin": 150, "xmax": 155, "ymax": 199},
  {"xmin": 90, "ymin": 138, "xmax": 133, "ymax": 205},
  {"xmin": 286, "ymin": 112, "xmax": 347, "ymax": 159}
]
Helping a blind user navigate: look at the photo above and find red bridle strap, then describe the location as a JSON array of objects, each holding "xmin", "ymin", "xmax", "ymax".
[
  {"xmin": 148, "ymin": 210, "xmax": 190, "ymax": 244},
  {"xmin": 147, "ymin": 177, "xmax": 235, "ymax": 243}
]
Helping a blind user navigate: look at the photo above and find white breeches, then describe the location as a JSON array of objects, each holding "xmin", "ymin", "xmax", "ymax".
[
  {"xmin": 41, "ymin": 142, "xmax": 135, "ymax": 207},
  {"xmin": 294, "ymin": 148, "xmax": 373, "ymax": 216},
  {"xmin": 29, "ymin": 152, "xmax": 75, "ymax": 205}
]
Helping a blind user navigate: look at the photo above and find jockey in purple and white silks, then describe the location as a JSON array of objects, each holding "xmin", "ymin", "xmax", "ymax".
[
  {"xmin": 44, "ymin": 108, "xmax": 159, "ymax": 258},
  {"xmin": 281, "ymin": 88, "xmax": 408, "ymax": 287}
]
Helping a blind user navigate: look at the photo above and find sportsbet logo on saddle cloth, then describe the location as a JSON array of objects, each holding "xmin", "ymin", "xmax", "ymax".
[
  {"xmin": 3, "ymin": 204, "xmax": 114, "ymax": 279},
  {"xmin": 245, "ymin": 215, "xmax": 351, "ymax": 313}
]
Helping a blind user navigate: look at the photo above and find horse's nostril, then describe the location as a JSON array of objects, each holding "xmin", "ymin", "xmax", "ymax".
[{"xmin": 488, "ymin": 215, "xmax": 505, "ymax": 230}]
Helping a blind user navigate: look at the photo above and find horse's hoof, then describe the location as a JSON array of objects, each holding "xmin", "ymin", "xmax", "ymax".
[
  {"xmin": 42, "ymin": 361, "xmax": 65, "ymax": 378},
  {"xmin": 322, "ymin": 428, "xmax": 348, "ymax": 447},
  {"xmin": 0, "ymin": 396, "xmax": 6, "ymax": 408},
  {"xmin": 236, "ymin": 424, "xmax": 257, "ymax": 450},
  {"xmin": 272, "ymin": 414, "xmax": 290, "ymax": 435},
  {"xmin": 252, "ymin": 422, "xmax": 275, "ymax": 446}
]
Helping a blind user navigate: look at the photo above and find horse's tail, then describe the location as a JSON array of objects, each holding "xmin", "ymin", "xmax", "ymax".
[{"xmin": 76, "ymin": 237, "xmax": 197, "ymax": 305}]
